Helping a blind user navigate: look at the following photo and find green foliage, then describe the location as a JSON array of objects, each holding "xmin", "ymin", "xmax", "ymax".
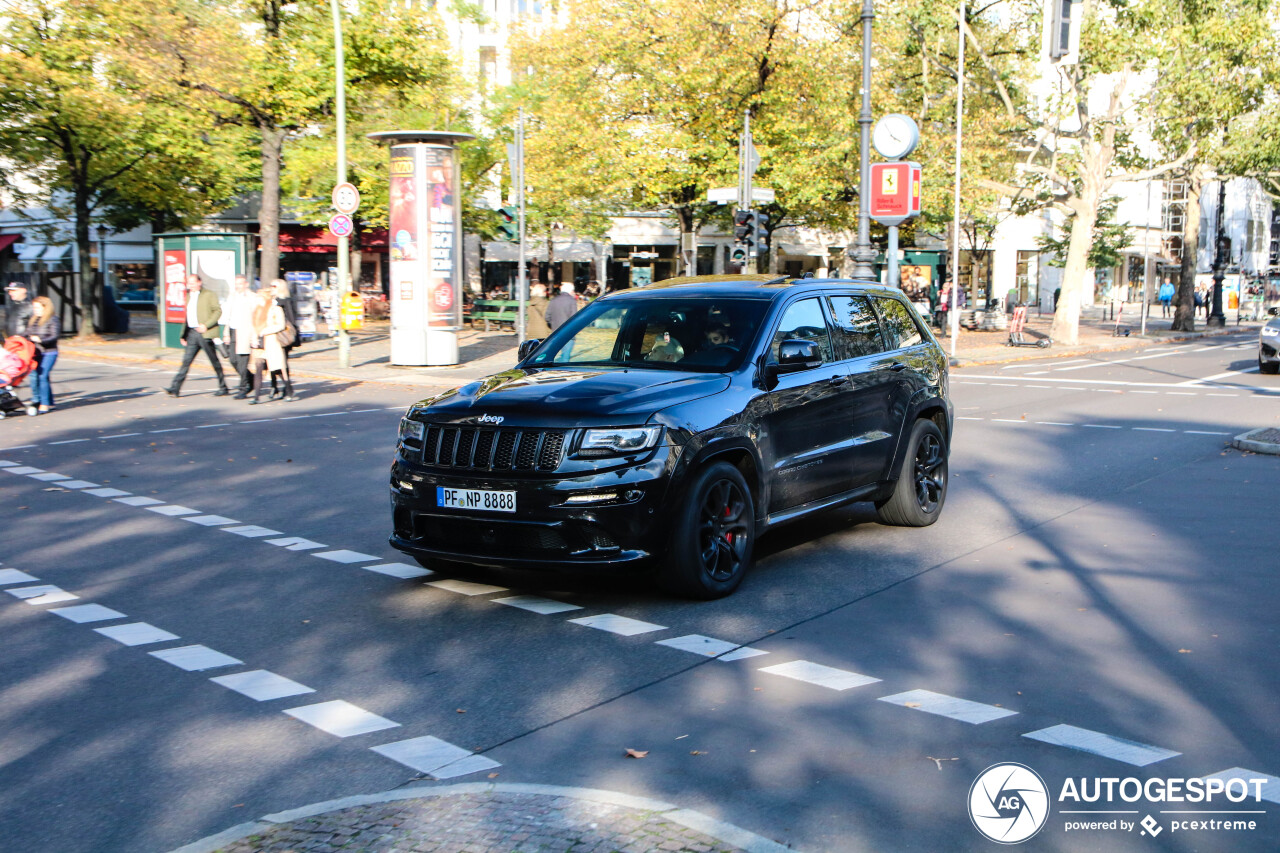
[{"xmin": 1036, "ymin": 198, "xmax": 1132, "ymax": 269}]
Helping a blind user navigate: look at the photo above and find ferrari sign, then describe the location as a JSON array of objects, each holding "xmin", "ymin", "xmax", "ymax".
[{"xmin": 870, "ymin": 161, "xmax": 922, "ymax": 226}]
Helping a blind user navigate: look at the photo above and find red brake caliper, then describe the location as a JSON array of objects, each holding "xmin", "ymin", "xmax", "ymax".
[{"xmin": 724, "ymin": 506, "xmax": 733, "ymax": 543}]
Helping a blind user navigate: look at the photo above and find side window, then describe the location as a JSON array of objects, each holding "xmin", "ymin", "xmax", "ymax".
[
  {"xmin": 769, "ymin": 298, "xmax": 834, "ymax": 364},
  {"xmin": 827, "ymin": 295, "xmax": 886, "ymax": 359},
  {"xmin": 874, "ymin": 297, "xmax": 925, "ymax": 350}
]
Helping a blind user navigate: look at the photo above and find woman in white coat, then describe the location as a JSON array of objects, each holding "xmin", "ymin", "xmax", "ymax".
[{"xmin": 247, "ymin": 290, "xmax": 291, "ymax": 404}]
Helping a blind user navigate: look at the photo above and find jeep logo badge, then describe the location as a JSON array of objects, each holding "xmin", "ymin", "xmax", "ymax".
[{"xmin": 477, "ymin": 414, "xmax": 504, "ymax": 425}]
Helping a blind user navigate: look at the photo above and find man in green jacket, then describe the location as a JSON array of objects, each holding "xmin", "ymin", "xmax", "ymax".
[{"xmin": 165, "ymin": 274, "xmax": 229, "ymax": 397}]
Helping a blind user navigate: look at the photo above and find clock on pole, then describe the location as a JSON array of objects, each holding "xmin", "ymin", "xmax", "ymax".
[{"xmin": 872, "ymin": 114, "xmax": 920, "ymax": 161}]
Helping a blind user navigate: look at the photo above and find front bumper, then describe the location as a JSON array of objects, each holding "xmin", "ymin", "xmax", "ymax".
[
  {"xmin": 388, "ymin": 448, "xmax": 676, "ymax": 571},
  {"xmin": 1260, "ymin": 339, "xmax": 1279, "ymax": 363}
]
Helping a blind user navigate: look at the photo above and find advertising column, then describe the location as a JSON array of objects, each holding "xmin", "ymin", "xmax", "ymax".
[{"xmin": 374, "ymin": 130, "xmax": 473, "ymax": 366}]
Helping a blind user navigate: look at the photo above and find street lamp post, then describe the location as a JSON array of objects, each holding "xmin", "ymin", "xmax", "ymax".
[
  {"xmin": 1208, "ymin": 180, "xmax": 1227, "ymax": 328},
  {"xmin": 948, "ymin": 0, "xmax": 967, "ymax": 360},
  {"xmin": 331, "ymin": 0, "xmax": 352, "ymax": 368},
  {"xmin": 850, "ymin": 0, "xmax": 876, "ymax": 279}
]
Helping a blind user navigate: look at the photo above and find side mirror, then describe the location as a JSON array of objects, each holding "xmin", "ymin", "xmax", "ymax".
[
  {"xmin": 518, "ymin": 338, "xmax": 542, "ymax": 361},
  {"xmin": 763, "ymin": 339, "xmax": 822, "ymax": 388}
]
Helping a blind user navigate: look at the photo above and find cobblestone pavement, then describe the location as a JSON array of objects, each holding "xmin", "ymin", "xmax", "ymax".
[{"xmin": 215, "ymin": 792, "xmax": 749, "ymax": 853}]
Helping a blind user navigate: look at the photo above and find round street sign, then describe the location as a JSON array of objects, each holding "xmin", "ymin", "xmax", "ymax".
[
  {"xmin": 332, "ymin": 182, "xmax": 361, "ymax": 215},
  {"xmin": 328, "ymin": 213, "xmax": 354, "ymax": 238}
]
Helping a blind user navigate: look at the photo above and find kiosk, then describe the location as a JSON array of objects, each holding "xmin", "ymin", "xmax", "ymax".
[{"xmin": 154, "ymin": 232, "xmax": 254, "ymax": 349}]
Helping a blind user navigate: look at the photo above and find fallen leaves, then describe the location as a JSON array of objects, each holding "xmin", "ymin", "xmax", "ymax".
[
  {"xmin": 624, "ymin": 748, "xmax": 648, "ymax": 759},
  {"xmin": 904, "ymin": 702, "xmax": 922, "ymax": 708},
  {"xmin": 1178, "ymin": 649, "xmax": 1192, "ymax": 654}
]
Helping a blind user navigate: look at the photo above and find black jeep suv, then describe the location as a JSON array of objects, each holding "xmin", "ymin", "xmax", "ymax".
[{"xmin": 391, "ymin": 274, "xmax": 953, "ymax": 598}]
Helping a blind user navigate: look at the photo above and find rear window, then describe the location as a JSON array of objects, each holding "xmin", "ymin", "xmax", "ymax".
[
  {"xmin": 827, "ymin": 295, "xmax": 886, "ymax": 359},
  {"xmin": 873, "ymin": 297, "xmax": 925, "ymax": 350}
]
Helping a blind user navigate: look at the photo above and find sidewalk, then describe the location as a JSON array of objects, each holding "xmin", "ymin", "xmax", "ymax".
[
  {"xmin": 174, "ymin": 783, "xmax": 790, "ymax": 853},
  {"xmin": 58, "ymin": 305, "xmax": 1263, "ymax": 395}
]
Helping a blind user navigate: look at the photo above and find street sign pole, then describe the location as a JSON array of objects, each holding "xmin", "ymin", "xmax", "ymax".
[
  {"xmin": 517, "ymin": 107, "xmax": 528, "ymax": 344},
  {"xmin": 331, "ymin": 0, "xmax": 351, "ymax": 369}
]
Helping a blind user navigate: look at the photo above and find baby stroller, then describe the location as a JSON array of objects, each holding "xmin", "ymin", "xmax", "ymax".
[{"xmin": 0, "ymin": 335, "xmax": 39, "ymax": 418}]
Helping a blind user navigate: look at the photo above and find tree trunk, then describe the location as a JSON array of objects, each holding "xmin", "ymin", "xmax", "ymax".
[
  {"xmin": 1170, "ymin": 168, "xmax": 1203, "ymax": 332},
  {"xmin": 259, "ymin": 122, "xmax": 286, "ymax": 285},
  {"xmin": 73, "ymin": 186, "xmax": 95, "ymax": 338},
  {"xmin": 1049, "ymin": 200, "xmax": 1099, "ymax": 346}
]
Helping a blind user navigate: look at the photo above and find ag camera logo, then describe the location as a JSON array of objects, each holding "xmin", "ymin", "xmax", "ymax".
[{"xmin": 969, "ymin": 763, "xmax": 1050, "ymax": 844}]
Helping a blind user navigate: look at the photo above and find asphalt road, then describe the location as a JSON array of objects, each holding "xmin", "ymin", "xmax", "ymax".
[{"xmin": 1, "ymin": 334, "xmax": 1277, "ymax": 853}]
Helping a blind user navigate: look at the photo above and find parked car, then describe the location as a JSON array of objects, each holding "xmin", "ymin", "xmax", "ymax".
[
  {"xmin": 1259, "ymin": 315, "xmax": 1280, "ymax": 374},
  {"xmin": 390, "ymin": 274, "xmax": 954, "ymax": 598}
]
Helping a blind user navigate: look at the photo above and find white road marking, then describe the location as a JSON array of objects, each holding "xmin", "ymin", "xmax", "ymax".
[
  {"xmin": 493, "ymin": 595, "xmax": 582, "ymax": 614},
  {"xmin": 0, "ymin": 460, "xmax": 19, "ymax": 466},
  {"xmin": 182, "ymin": 515, "xmax": 239, "ymax": 526},
  {"xmin": 147, "ymin": 505, "xmax": 200, "ymax": 516},
  {"xmin": 878, "ymin": 689, "xmax": 1017, "ymax": 724},
  {"xmin": 656, "ymin": 634, "xmax": 763, "ymax": 659},
  {"xmin": 960, "ymin": 374, "xmax": 1228, "ymax": 389},
  {"xmin": 313, "ymin": 549, "xmax": 380, "ymax": 564},
  {"xmin": 1026, "ymin": 385, "xmax": 1052, "ymax": 388},
  {"xmin": 1036, "ymin": 422, "xmax": 1075, "ymax": 426},
  {"xmin": 0, "ymin": 569, "xmax": 39, "ymax": 585},
  {"xmin": 992, "ymin": 419, "xmax": 1025, "ymax": 424},
  {"xmin": 1185, "ymin": 430, "xmax": 1230, "ymax": 436},
  {"xmin": 283, "ymin": 700, "xmax": 400, "ymax": 737},
  {"xmin": 100, "ymin": 433, "xmax": 142, "ymax": 440},
  {"xmin": 239, "ymin": 419, "xmax": 273, "ymax": 424},
  {"xmin": 94, "ymin": 622, "xmax": 180, "ymax": 646},
  {"xmin": 1178, "ymin": 368, "xmax": 1262, "ymax": 386},
  {"xmin": 1023, "ymin": 724, "xmax": 1179, "ymax": 766},
  {"xmin": 1082, "ymin": 424, "xmax": 1122, "ymax": 429},
  {"xmin": 266, "ymin": 537, "xmax": 327, "ymax": 551},
  {"xmin": 758, "ymin": 660, "xmax": 881, "ymax": 691},
  {"xmin": 49, "ymin": 439, "xmax": 90, "ymax": 445},
  {"xmin": 568, "ymin": 613, "xmax": 667, "ymax": 636},
  {"xmin": 7, "ymin": 585, "xmax": 79, "ymax": 605},
  {"xmin": 1094, "ymin": 389, "xmax": 1123, "ymax": 394},
  {"xmin": 1128, "ymin": 390, "xmax": 1159, "ymax": 394},
  {"xmin": 49, "ymin": 604, "xmax": 127, "ymax": 623},
  {"xmin": 57, "ymin": 480, "xmax": 99, "ymax": 489},
  {"xmin": 371, "ymin": 736, "xmax": 499, "ymax": 778},
  {"xmin": 991, "ymin": 383, "xmax": 1018, "ymax": 387},
  {"xmin": 717, "ymin": 646, "xmax": 770, "ymax": 662},
  {"xmin": 311, "ymin": 412, "xmax": 344, "ymax": 417},
  {"xmin": 957, "ymin": 416, "xmax": 983, "ymax": 421},
  {"xmin": 1165, "ymin": 392, "xmax": 1196, "ymax": 396},
  {"xmin": 349, "ymin": 408, "xmax": 384, "ymax": 414},
  {"xmin": 196, "ymin": 423, "xmax": 231, "ymax": 429},
  {"xmin": 1203, "ymin": 769, "xmax": 1280, "ymax": 805},
  {"xmin": 426, "ymin": 578, "xmax": 509, "ymax": 596},
  {"xmin": 149, "ymin": 644, "xmax": 243, "ymax": 672},
  {"xmin": 278, "ymin": 415, "xmax": 312, "ymax": 420},
  {"xmin": 149, "ymin": 428, "xmax": 189, "ymax": 434},
  {"xmin": 362, "ymin": 563, "xmax": 433, "ymax": 579},
  {"xmin": 27, "ymin": 472, "xmax": 70, "ymax": 481},
  {"xmin": 3, "ymin": 466, "xmax": 44, "ymax": 475},
  {"xmin": 114, "ymin": 496, "xmax": 164, "ymax": 507},
  {"xmin": 221, "ymin": 525, "xmax": 284, "ymax": 538},
  {"xmin": 1206, "ymin": 393, "xmax": 1240, "ymax": 397},
  {"xmin": 210, "ymin": 670, "xmax": 315, "ymax": 702},
  {"xmin": 84, "ymin": 488, "xmax": 131, "ymax": 498},
  {"xmin": 0, "ymin": 445, "xmax": 37, "ymax": 450},
  {"xmin": 1132, "ymin": 427, "xmax": 1176, "ymax": 432}
]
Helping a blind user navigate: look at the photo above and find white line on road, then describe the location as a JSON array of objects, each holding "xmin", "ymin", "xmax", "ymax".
[
  {"xmin": 758, "ymin": 660, "xmax": 881, "ymax": 691},
  {"xmin": 568, "ymin": 613, "xmax": 667, "ymax": 636},
  {"xmin": 210, "ymin": 670, "xmax": 315, "ymax": 702},
  {"xmin": 879, "ymin": 689, "xmax": 1017, "ymax": 724},
  {"xmin": 494, "ymin": 595, "xmax": 582, "ymax": 614},
  {"xmin": 149, "ymin": 428, "xmax": 189, "ymax": 433},
  {"xmin": 371, "ymin": 735, "xmax": 499, "ymax": 778},
  {"xmin": 49, "ymin": 439, "xmax": 90, "ymax": 445},
  {"xmin": 149, "ymin": 645, "xmax": 243, "ymax": 672},
  {"xmin": 1024, "ymin": 724, "xmax": 1180, "ymax": 767},
  {"xmin": 49, "ymin": 604, "xmax": 127, "ymax": 623},
  {"xmin": 362, "ymin": 563, "xmax": 433, "ymax": 579},
  {"xmin": 100, "ymin": 433, "xmax": 142, "ymax": 440},
  {"xmin": 283, "ymin": 700, "xmax": 400, "ymax": 738},
  {"xmin": 83, "ymin": 488, "xmax": 131, "ymax": 498},
  {"xmin": 94, "ymin": 622, "xmax": 179, "ymax": 646},
  {"xmin": 313, "ymin": 549, "xmax": 380, "ymax": 564},
  {"xmin": 426, "ymin": 578, "xmax": 509, "ymax": 596},
  {"xmin": 0, "ymin": 569, "xmax": 40, "ymax": 585}
]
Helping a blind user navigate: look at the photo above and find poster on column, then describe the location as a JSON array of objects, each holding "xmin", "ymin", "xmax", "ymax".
[
  {"xmin": 388, "ymin": 145, "xmax": 421, "ymax": 315},
  {"xmin": 423, "ymin": 146, "xmax": 459, "ymax": 327},
  {"xmin": 163, "ymin": 250, "xmax": 187, "ymax": 325}
]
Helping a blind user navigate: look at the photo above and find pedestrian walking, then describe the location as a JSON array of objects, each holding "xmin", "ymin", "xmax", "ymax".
[
  {"xmin": 935, "ymin": 287, "xmax": 950, "ymax": 333},
  {"xmin": 247, "ymin": 288, "xmax": 294, "ymax": 404},
  {"xmin": 269, "ymin": 278, "xmax": 298, "ymax": 400},
  {"xmin": 1158, "ymin": 280, "xmax": 1175, "ymax": 318},
  {"xmin": 4, "ymin": 281, "xmax": 32, "ymax": 337},
  {"xmin": 545, "ymin": 282, "xmax": 578, "ymax": 331},
  {"xmin": 165, "ymin": 275, "xmax": 228, "ymax": 398},
  {"xmin": 1053, "ymin": 287, "xmax": 1061, "ymax": 311},
  {"xmin": 225, "ymin": 275, "xmax": 256, "ymax": 398},
  {"xmin": 526, "ymin": 283, "xmax": 551, "ymax": 338},
  {"xmin": 25, "ymin": 296, "xmax": 59, "ymax": 414}
]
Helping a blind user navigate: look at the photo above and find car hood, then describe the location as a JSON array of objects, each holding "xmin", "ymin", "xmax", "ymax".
[{"xmin": 412, "ymin": 367, "xmax": 732, "ymax": 427}]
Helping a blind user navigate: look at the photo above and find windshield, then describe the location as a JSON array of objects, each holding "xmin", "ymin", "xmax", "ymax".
[{"xmin": 526, "ymin": 296, "xmax": 770, "ymax": 373}]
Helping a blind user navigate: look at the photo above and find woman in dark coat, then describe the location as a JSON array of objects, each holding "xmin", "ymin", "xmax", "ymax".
[{"xmin": 26, "ymin": 296, "xmax": 60, "ymax": 413}]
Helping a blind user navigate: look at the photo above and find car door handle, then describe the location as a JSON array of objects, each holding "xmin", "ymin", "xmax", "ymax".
[
  {"xmin": 889, "ymin": 362, "xmax": 909, "ymax": 372},
  {"xmin": 828, "ymin": 375, "xmax": 850, "ymax": 386}
]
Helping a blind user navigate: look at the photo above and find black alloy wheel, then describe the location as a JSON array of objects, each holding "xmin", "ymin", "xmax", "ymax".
[
  {"xmin": 661, "ymin": 461, "xmax": 755, "ymax": 599},
  {"xmin": 875, "ymin": 418, "xmax": 948, "ymax": 527}
]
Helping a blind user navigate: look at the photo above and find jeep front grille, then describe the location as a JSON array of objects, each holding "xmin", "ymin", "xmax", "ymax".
[{"xmin": 421, "ymin": 425, "xmax": 566, "ymax": 472}]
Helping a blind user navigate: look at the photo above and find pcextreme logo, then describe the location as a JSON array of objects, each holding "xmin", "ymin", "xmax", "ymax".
[{"xmin": 969, "ymin": 763, "xmax": 1051, "ymax": 844}]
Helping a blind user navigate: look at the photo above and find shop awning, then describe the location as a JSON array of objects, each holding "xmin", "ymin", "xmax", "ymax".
[
  {"xmin": 279, "ymin": 225, "xmax": 388, "ymax": 253},
  {"xmin": 0, "ymin": 234, "xmax": 20, "ymax": 252},
  {"xmin": 483, "ymin": 241, "xmax": 548, "ymax": 262}
]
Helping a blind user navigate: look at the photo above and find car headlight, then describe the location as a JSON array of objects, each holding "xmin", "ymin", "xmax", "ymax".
[
  {"xmin": 1262, "ymin": 326, "xmax": 1279, "ymax": 337},
  {"xmin": 578, "ymin": 426, "xmax": 662, "ymax": 457},
  {"xmin": 399, "ymin": 417, "xmax": 424, "ymax": 443}
]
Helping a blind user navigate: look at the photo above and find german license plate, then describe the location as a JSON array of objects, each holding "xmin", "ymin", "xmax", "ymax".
[{"xmin": 437, "ymin": 487, "xmax": 517, "ymax": 513}]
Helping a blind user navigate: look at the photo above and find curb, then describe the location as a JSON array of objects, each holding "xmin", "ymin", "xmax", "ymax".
[
  {"xmin": 167, "ymin": 782, "xmax": 796, "ymax": 853},
  {"xmin": 948, "ymin": 326, "xmax": 1252, "ymax": 368},
  {"xmin": 1232, "ymin": 428, "xmax": 1280, "ymax": 456}
]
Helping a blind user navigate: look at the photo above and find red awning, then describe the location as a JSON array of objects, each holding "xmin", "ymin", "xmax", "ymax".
[
  {"xmin": 278, "ymin": 225, "xmax": 388, "ymax": 254},
  {"xmin": 0, "ymin": 234, "xmax": 22, "ymax": 252}
]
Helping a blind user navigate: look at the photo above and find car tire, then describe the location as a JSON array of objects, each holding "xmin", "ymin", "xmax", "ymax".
[
  {"xmin": 875, "ymin": 418, "xmax": 948, "ymax": 527},
  {"xmin": 1260, "ymin": 357, "xmax": 1279, "ymax": 375},
  {"xmin": 659, "ymin": 461, "xmax": 754, "ymax": 600}
]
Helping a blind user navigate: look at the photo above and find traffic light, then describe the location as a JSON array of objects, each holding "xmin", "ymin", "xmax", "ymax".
[
  {"xmin": 734, "ymin": 209, "xmax": 754, "ymax": 245},
  {"xmin": 497, "ymin": 206, "xmax": 517, "ymax": 241},
  {"xmin": 753, "ymin": 211, "xmax": 770, "ymax": 252}
]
